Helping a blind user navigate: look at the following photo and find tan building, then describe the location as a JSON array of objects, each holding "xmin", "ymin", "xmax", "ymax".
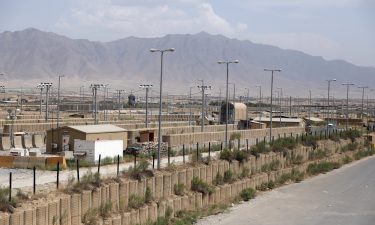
[
  {"xmin": 46, "ymin": 124, "xmax": 127, "ymax": 153},
  {"xmin": 253, "ymin": 117, "xmax": 305, "ymax": 128}
]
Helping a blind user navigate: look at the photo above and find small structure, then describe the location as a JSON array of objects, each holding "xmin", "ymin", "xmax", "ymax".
[
  {"xmin": 74, "ymin": 139, "xmax": 123, "ymax": 164},
  {"xmin": 46, "ymin": 124, "xmax": 127, "ymax": 153},
  {"xmin": 220, "ymin": 102, "xmax": 247, "ymax": 124},
  {"xmin": 253, "ymin": 117, "xmax": 305, "ymax": 128},
  {"xmin": 127, "ymin": 128, "xmax": 157, "ymax": 145}
]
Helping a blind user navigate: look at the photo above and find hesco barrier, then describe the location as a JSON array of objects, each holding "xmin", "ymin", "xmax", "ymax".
[
  {"xmin": 32, "ymin": 134, "xmax": 45, "ymax": 148},
  {"xmin": 0, "ymin": 136, "xmax": 11, "ymax": 150},
  {"xmin": 0, "ymin": 156, "xmax": 67, "ymax": 170},
  {"xmin": 0, "ymin": 138, "xmax": 365, "ymax": 225},
  {"xmin": 22, "ymin": 135, "xmax": 34, "ymax": 149}
]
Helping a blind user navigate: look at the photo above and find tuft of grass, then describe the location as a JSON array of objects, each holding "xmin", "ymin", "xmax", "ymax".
[
  {"xmin": 174, "ymin": 184, "xmax": 185, "ymax": 196},
  {"xmin": 223, "ymin": 170, "xmax": 235, "ymax": 184},
  {"xmin": 191, "ymin": 177, "xmax": 213, "ymax": 195},
  {"xmin": 239, "ymin": 188, "xmax": 256, "ymax": 201},
  {"xmin": 99, "ymin": 202, "xmax": 112, "ymax": 218},
  {"xmin": 213, "ymin": 173, "xmax": 224, "ymax": 186},
  {"xmin": 128, "ymin": 194, "xmax": 145, "ymax": 209},
  {"xmin": 145, "ymin": 186, "xmax": 153, "ymax": 203},
  {"xmin": 306, "ymin": 162, "xmax": 340, "ymax": 175}
]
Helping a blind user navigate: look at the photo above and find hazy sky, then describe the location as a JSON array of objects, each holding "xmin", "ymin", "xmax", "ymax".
[{"xmin": 1, "ymin": 0, "xmax": 374, "ymax": 67}]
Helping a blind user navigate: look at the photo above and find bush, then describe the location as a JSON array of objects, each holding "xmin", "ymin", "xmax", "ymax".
[
  {"xmin": 234, "ymin": 150, "xmax": 249, "ymax": 163},
  {"xmin": 128, "ymin": 194, "xmax": 145, "ymax": 209},
  {"xmin": 191, "ymin": 177, "xmax": 213, "ymax": 195},
  {"xmin": 271, "ymin": 137, "xmax": 298, "ymax": 152},
  {"xmin": 291, "ymin": 169, "xmax": 304, "ymax": 182},
  {"xmin": 261, "ymin": 160, "xmax": 281, "ymax": 172},
  {"xmin": 0, "ymin": 186, "xmax": 17, "ymax": 212},
  {"xmin": 174, "ymin": 184, "xmax": 185, "ymax": 196},
  {"xmin": 302, "ymin": 135, "xmax": 319, "ymax": 149},
  {"xmin": 239, "ymin": 188, "xmax": 256, "ymax": 201},
  {"xmin": 101, "ymin": 156, "xmax": 113, "ymax": 165},
  {"xmin": 223, "ymin": 170, "xmax": 235, "ymax": 184},
  {"xmin": 267, "ymin": 180, "xmax": 275, "ymax": 189},
  {"xmin": 219, "ymin": 149, "xmax": 234, "ymax": 162},
  {"xmin": 354, "ymin": 148, "xmax": 375, "ymax": 160},
  {"xmin": 128, "ymin": 159, "xmax": 152, "ymax": 180},
  {"xmin": 99, "ymin": 202, "xmax": 112, "ymax": 218},
  {"xmin": 276, "ymin": 173, "xmax": 291, "ymax": 185},
  {"xmin": 256, "ymin": 182, "xmax": 268, "ymax": 191},
  {"xmin": 342, "ymin": 155, "xmax": 353, "ymax": 164},
  {"xmin": 306, "ymin": 162, "xmax": 340, "ymax": 175},
  {"xmin": 213, "ymin": 173, "xmax": 224, "ymax": 186}
]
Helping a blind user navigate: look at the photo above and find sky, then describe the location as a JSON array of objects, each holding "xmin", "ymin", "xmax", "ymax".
[{"xmin": 0, "ymin": 0, "xmax": 374, "ymax": 67}]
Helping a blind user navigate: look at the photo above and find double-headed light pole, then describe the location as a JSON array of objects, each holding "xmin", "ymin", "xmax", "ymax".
[
  {"xmin": 139, "ymin": 84, "xmax": 153, "ymax": 128},
  {"xmin": 342, "ymin": 83, "xmax": 354, "ymax": 130},
  {"xmin": 217, "ymin": 59, "xmax": 239, "ymax": 149},
  {"xmin": 38, "ymin": 82, "xmax": 53, "ymax": 122},
  {"xmin": 90, "ymin": 84, "xmax": 104, "ymax": 125},
  {"xmin": 197, "ymin": 80, "xmax": 212, "ymax": 132},
  {"xmin": 264, "ymin": 69, "xmax": 281, "ymax": 143},
  {"xmin": 150, "ymin": 48, "xmax": 175, "ymax": 169}
]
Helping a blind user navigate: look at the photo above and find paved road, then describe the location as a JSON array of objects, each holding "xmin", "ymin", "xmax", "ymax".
[{"xmin": 197, "ymin": 155, "xmax": 375, "ymax": 225}]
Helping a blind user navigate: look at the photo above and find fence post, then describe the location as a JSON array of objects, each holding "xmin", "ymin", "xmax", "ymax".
[
  {"xmin": 246, "ymin": 139, "xmax": 249, "ymax": 153},
  {"xmin": 33, "ymin": 166, "xmax": 36, "ymax": 194},
  {"xmin": 208, "ymin": 142, "xmax": 211, "ymax": 159},
  {"xmin": 9, "ymin": 172, "xmax": 12, "ymax": 202},
  {"xmin": 117, "ymin": 155, "xmax": 120, "ymax": 177},
  {"xmin": 263, "ymin": 136, "xmax": 266, "ymax": 143},
  {"xmin": 98, "ymin": 154, "xmax": 101, "ymax": 174},
  {"xmin": 57, "ymin": 162, "xmax": 60, "ymax": 190},
  {"xmin": 237, "ymin": 139, "xmax": 240, "ymax": 150},
  {"xmin": 256, "ymin": 138, "xmax": 258, "ymax": 146},
  {"xmin": 182, "ymin": 144, "xmax": 185, "ymax": 164},
  {"xmin": 152, "ymin": 153, "xmax": 155, "ymax": 169},
  {"xmin": 134, "ymin": 154, "xmax": 137, "ymax": 168},
  {"xmin": 77, "ymin": 159, "xmax": 80, "ymax": 182},
  {"xmin": 220, "ymin": 142, "xmax": 223, "ymax": 151},
  {"xmin": 196, "ymin": 142, "xmax": 199, "ymax": 161}
]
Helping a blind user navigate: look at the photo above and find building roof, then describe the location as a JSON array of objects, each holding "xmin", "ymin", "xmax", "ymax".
[
  {"xmin": 253, "ymin": 117, "xmax": 304, "ymax": 123},
  {"xmin": 68, "ymin": 124, "xmax": 126, "ymax": 134},
  {"xmin": 305, "ymin": 117, "xmax": 324, "ymax": 122}
]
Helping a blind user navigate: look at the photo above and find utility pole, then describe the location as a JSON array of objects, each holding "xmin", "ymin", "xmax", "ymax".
[
  {"xmin": 342, "ymin": 83, "xmax": 354, "ymax": 130},
  {"xmin": 90, "ymin": 84, "xmax": 104, "ymax": 124},
  {"xmin": 197, "ymin": 80, "xmax": 212, "ymax": 132},
  {"xmin": 188, "ymin": 87, "xmax": 193, "ymax": 126},
  {"xmin": 358, "ymin": 86, "xmax": 368, "ymax": 119},
  {"xmin": 308, "ymin": 90, "xmax": 312, "ymax": 120},
  {"xmin": 140, "ymin": 84, "xmax": 152, "ymax": 128},
  {"xmin": 256, "ymin": 85, "xmax": 262, "ymax": 120},
  {"xmin": 37, "ymin": 84, "xmax": 45, "ymax": 115},
  {"xmin": 326, "ymin": 79, "xmax": 336, "ymax": 131},
  {"xmin": 116, "ymin": 90, "xmax": 125, "ymax": 121},
  {"xmin": 38, "ymin": 82, "xmax": 52, "ymax": 122},
  {"xmin": 57, "ymin": 75, "xmax": 64, "ymax": 128},
  {"xmin": 264, "ymin": 69, "xmax": 281, "ymax": 143},
  {"xmin": 103, "ymin": 85, "xmax": 109, "ymax": 121}
]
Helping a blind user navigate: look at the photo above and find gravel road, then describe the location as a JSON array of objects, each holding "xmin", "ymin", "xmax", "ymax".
[{"xmin": 197, "ymin": 155, "xmax": 375, "ymax": 225}]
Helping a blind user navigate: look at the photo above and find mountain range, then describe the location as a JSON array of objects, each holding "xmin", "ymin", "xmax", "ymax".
[{"xmin": 0, "ymin": 28, "xmax": 374, "ymax": 97}]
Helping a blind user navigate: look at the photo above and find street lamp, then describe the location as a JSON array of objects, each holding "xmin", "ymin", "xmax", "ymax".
[
  {"xmin": 197, "ymin": 80, "xmax": 212, "ymax": 132},
  {"xmin": 358, "ymin": 86, "xmax": 368, "ymax": 119},
  {"xmin": 150, "ymin": 47, "xmax": 175, "ymax": 169},
  {"xmin": 38, "ymin": 82, "xmax": 53, "ymax": 122},
  {"xmin": 36, "ymin": 84, "xmax": 45, "ymax": 115},
  {"xmin": 218, "ymin": 59, "xmax": 239, "ymax": 149},
  {"xmin": 90, "ymin": 84, "xmax": 104, "ymax": 124},
  {"xmin": 264, "ymin": 69, "xmax": 281, "ymax": 143},
  {"xmin": 255, "ymin": 85, "xmax": 262, "ymax": 120},
  {"xmin": 57, "ymin": 75, "xmax": 64, "ymax": 128},
  {"xmin": 342, "ymin": 83, "xmax": 354, "ymax": 130},
  {"xmin": 140, "ymin": 84, "xmax": 153, "ymax": 128},
  {"xmin": 116, "ymin": 90, "xmax": 125, "ymax": 121},
  {"xmin": 326, "ymin": 79, "xmax": 336, "ymax": 131},
  {"xmin": 277, "ymin": 87, "xmax": 283, "ymax": 126}
]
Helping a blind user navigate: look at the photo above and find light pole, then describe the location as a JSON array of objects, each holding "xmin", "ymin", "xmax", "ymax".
[
  {"xmin": 80, "ymin": 86, "xmax": 85, "ymax": 113},
  {"xmin": 140, "ymin": 84, "xmax": 153, "ymax": 128},
  {"xmin": 57, "ymin": 75, "xmax": 64, "ymax": 128},
  {"xmin": 102, "ymin": 85, "xmax": 109, "ymax": 121},
  {"xmin": 218, "ymin": 59, "xmax": 239, "ymax": 149},
  {"xmin": 197, "ymin": 80, "xmax": 212, "ymax": 132},
  {"xmin": 326, "ymin": 79, "xmax": 336, "ymax": 130},
  {"xmin": 358, "ymin": 86, "xmax": 368, "ymax": 119},
  {"xmin": 38, "ymin": 82, "xmax": 52, "ymax": 122},
  {"xmin": 264, "ymin": 69, "xmax": 281, "ymax": 143},
  {"xmin": 342, "ymin": 83, "xmax": 354, "ymax": 130},
  {"xmin": 116, "ymin": 90, "xmax": 125, "ymax": 121},
  {"xmin": 255, "ymin": 85, "xmax": 262, "ymax": 120},
  {"xmin": 308, "ymin": 90, "xmax": 312, "ymax": 121},
  {"xmin": 90, "ymin": 84, "xmax": 104, "ymax": 124},
  {"xmin": 150, "ymin": 48, "xmax": 175, "ymax": 169},
  {"xmin": 277, "ymin": 87, "xmax": 283, "ymax": 126},
  {"xmin": 36, "ymin": 84, "xmax": 45, "ymax": 115},
  {"xmin": 188, "ymin": 87, "xmax": 193, "ymax": 126}
]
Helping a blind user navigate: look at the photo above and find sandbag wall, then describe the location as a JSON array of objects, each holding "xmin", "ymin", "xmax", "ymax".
[{"xmin": 0, "ymin": 139, "xmax": 364, "ymax": 225}]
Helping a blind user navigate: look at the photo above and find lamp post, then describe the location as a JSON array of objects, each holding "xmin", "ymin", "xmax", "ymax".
[
  {"xmin": 57, "ymin": 75, "xmax": 64, "ymax": 128},
  {"xmin": 197, "ymin": 80, "xmax": 212, "ymax": 132},
  {"xmin": 277, "ymin": 87, "xmax": 283, "ymax": 126},
  {"xmin": 218, "ymin": 59, "xmax": 239, "ymax": 149},
  {"xmin": 342, "ymin": 83, "xmax": 354, "ymax": 130},
  {"xmin": 264, "ymin": 69, "xmax": 281, "ymax": 143},
  {"xmin": 255, "ymin": 85, "xmax": 262, "ymax": 120},
  {"xmin": 36, "ymin": 84, "xmax": 44, "ymax": 115},
  {"xmin": 38, "ymin": 83, "xmax": 52, "ymax": 122},
  {"xmin": 116, "ymin": 90, "xmax": 125, "ymax": 121},
  {"xmin": 358, "ymin": 86, "xmax": 368, "ymax": 119},
  {"xmin": 188, "ymin": 87, "xmax": 193, "ymax": 126},
  {"xmin": 150, "ymin": 48, "xmax": 175, "ymax": 169},
  {"xmin": 326, "ymin": 79, "xmax": 336, "ymax": 131},
  {"xmin": 140, "ymin": 84, "xmax": 152, "ymax": 128},
  {"xmin": 90, "ymin": 84, "xmax": 104, "ymax": 125}
]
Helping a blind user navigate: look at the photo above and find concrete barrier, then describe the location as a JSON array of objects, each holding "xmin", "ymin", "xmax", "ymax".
[
  {"xmin": 1, "ymin": 136, "xmax": 11, "ymax": 150},
  {"xmin": 13, "ymin": 136, "xmax": 23, "ymax": 149},
  {"xmin": 13, "ymin": 156, "xmax": 30, "ymax": 169},
  {"xmin": 27, "ymin": 157, "xmax": 46, "ymax": 170},
  {"xmin": 0, "ymin": 156, "xmax": 14, "ymax": 168},
  {"xmin": 22, "ymin": 135, "xmax": 34, "ymax": 149},
  {"xmin": 32, "ymin": 134, "xmax": 45, "ymax": 148}
]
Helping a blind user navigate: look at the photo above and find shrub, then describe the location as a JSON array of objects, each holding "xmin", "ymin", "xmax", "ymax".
[
  {"xmin": 239, "ymin": 188, "xmax": 256, "ymax": 201},
  {"xmin": 174, "ymin": 184, "xmax": 185, "ymax": 196},
  {"xmin": 99, "ymin": 202, "xmax": 112, "ymax": 218},
  {"xmin": 307, "ymin": 162, "xmax": 340, "ymax": 175},
  {"xmin": 239, "ymin": 167, "xmax": 250, "ymax": 179},
  {"xmin": 342, "ymin": 155, "xmax": 353, "ymax": 164},
  {"xmin": 271, "ymin": 137, "xmax": 298, "ymax": 152},
  {"xmin": 213, "ymin": 173, "xmax": 224, "ymax": 186},
  {"xmin": 267, "ymin": 180, "xmax": 275, "ymax": 189},
  {"xmin": 191, "ymin": 177, "xmax": 213, "ymax": 195},
  {"xmin": 261, "ymin": 160, "xmax": 281, "ymax": 172},
  {"xmin": 101, "ymin": 157, "xmax": 113, "ymax": 165},
  {"xmin": 308, "ymin": 149, "xmax": 328, "ymax": 160},
  {"xmin": 219, "ymin": 149, "xmax": 234, "ymax": 162},
  {"xmin": 145, "ymin": 187, "xmax": 153, "ymax": 203},
  {"xmin": 354, "ymin": 148, "xmax": 375, "ymax": 160},
  {"xmin": 291, "ymin": 169, "xmax": 304, "ymax": 182},
  {"xmin": 128, "ymin": 159, "xmax": 152, "ymax": 180},
  {"xmin": 0, "ymin": 186, "xmax": 17, "ymax": 212},
  {"xmin": 82, "ymin": 208, "xmax": 99, "ymax": 225},
  {"xmin": 223, "ymin": 170, "xmax": 235, "ymax": 183},
  {"xmin": 234, "ymin": 150, "xmax": 249, "ymax": 163},
  {"xmin": 128, "ymin": 194, "xmax": 145, "ymax": 209},
  {"xmin": 302, "ymin": 135, "xmax": 318, "ymax": 149},
  {"xmin": 276, "ymin": 173, "xmax": 291, "ymax": 185},
  {"xmin": 256, "ymin": 182, "xmax": 268, "ymax": 191}
]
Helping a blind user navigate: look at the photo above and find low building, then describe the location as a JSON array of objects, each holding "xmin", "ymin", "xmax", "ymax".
[
  {"xmin": 46, "ymin": 124, "xmax": 127, "ymax": 153},
  {"xmin": 253, "ymin": 117, "xmax": 305, "ymax": 128},
  {"xmin": 220, "ymin": 102, "xmax": 247, "ymax": 124}
]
